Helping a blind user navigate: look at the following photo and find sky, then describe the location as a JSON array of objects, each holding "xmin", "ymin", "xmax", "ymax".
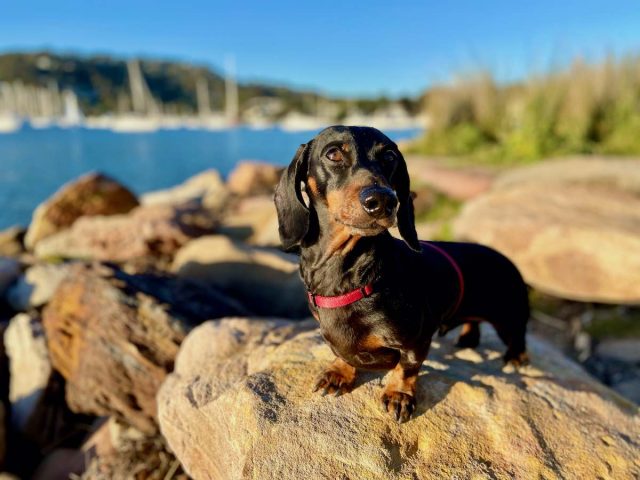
[{"xmin": 1, "ymin": 0, "xmax": 640, "ymax": 98}]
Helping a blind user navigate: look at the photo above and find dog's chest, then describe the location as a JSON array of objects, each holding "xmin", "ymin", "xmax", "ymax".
[{"xmin": 317, "ymin": 309, "xmax": 400, "ymax": 370}]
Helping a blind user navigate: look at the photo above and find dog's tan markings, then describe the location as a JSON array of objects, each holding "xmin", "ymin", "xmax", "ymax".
[
  {"xmin": 359, "ymin": 334, "xmax": 385, "ymax": 351},
  {"xmin": 460, "ymin": 322, "xmax": 476, "ymax": 337},
  {"xmin": 384, "ymin": 363, "xmax": 418, "ymax": 396},
  {"xmin": 307, "ymin": 176, "xmax": 321, "ymax": 197},
  {"xmin": 324, "ymin": 223, "xmax": 354, "ymax": 258},
  {"xmin": 340, "ymin": 234, "xmax": 361, "ymax": 255},
  {"xmin": 313, "ymin": 357, "xmax": 357, "ymax": 395},
  {"xmin": 341, "ymin": 143, "xmax": 351, "ymax": 153},
  {"xmin": 326, "ymin": 189, "xmax": 344, "ymax": 219}
]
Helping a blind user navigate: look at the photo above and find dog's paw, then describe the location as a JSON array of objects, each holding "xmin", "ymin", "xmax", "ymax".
[
  {"xmin": 381, "ymin": 390, "xmax": 416, "ymax": 423},
  {"xmin": 313, "ymin": 369, "xmax": 355, "ymax": 397},
  {"xmin": 503, "ymin": 351, "xmax": 530, "ymax": 372}
]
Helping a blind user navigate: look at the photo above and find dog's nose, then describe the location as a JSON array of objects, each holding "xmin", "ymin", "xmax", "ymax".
[{"xmin": 359, "ymin": 186, "xmax": 398, "ymax": 219}]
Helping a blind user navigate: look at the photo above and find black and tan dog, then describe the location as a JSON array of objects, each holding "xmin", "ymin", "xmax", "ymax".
[{"xmin": 274, "ymin": 125, "xmax": 529, "ymax": 423}]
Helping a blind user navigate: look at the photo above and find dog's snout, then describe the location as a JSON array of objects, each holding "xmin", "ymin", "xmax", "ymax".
[{"xmin": 359, "ymin": 186, "xmax": 398, "ymax": 219}]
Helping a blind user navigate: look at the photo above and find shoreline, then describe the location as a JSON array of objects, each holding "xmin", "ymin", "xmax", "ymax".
[{"xmin": 0, "ymin": 113, "xmax": 426, "ymax": 135}]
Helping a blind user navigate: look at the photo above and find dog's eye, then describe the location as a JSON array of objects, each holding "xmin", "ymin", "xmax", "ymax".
[{"xmin": 326, "ymin": 147, "xmax": 343, "ymax": 162}]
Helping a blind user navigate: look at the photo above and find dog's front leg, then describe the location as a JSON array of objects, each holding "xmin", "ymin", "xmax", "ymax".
[
  {"xmin": 313, "ymin": 357, "xmax": 357, "ymax": 396},
  {"xmin": 381, "ymin": 349, "xmax": 427, "ymax": 423}
]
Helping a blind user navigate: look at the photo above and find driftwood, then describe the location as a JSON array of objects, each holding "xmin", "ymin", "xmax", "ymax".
[{"xmin": 42, "ymin": 263, "xmax": 248, "ymax": 434}]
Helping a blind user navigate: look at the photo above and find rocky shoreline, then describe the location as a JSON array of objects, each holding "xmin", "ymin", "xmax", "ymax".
[{"xmin": 0, "ymin": 158, "xmax": 639, "ymax": 478}]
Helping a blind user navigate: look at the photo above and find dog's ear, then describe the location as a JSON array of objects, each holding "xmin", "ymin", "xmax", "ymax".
[
  {"xmin": 392, "ymin": 147, "xmax": 421, "ymax": 252},
  {"xmin": 274, "ymin": 142, "xmax": 314, "ymax": 251}
]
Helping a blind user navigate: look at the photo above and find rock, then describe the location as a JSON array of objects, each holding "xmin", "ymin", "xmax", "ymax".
[
  {"xmin": 34, "ymin": 202, "xmax": 218, "ymax": 262},
  {"xmin": 25, "ymin": 172, "xmax": 139, "ymax": 249},
  {"xmin": 172, "ymin": 235, "xmax": 308, "ymax": 319},
  {"xmin": 0, "ymin": 227, "xmax": 26, "ymax": 257},
  {"xmin": 596, "ymin": 339, "xmax": 640, "ymax": 364},
  {"xmin": 493, "ymin": 157, "xmax": 640, "ymax": 194},
  {"xmin": 141, "ymin": 169, "xmax": 228, "ymax": 212},
  {"xmin": 219, "ymin": 195, "xmax": 280, "ymax": 247},
  {"xmin": 0, "ymin": 259, "xmax": 20, "ymax": 297},
  {"xmin": 3, "ymin": 313, "xmax": 89, "ymax": 456},
  {"xmin": 4, "ymin": 314, "xmax": 51, "ymax": 432},
  {"xmin": 6, "ymin": 263, "xmax": 72, "ymax": 311},
  {"xmin": 42, "ymin": 263, "xmax": 248, "ymax": 434},
  {"xmin": 454, "ymin": 184, "xmax": 640, "ymax": 304},
  {"xmin": 158, "ymin": 319, "xmax": 640, "ymax": 480},
  {"xmin": 406, "ymin": 156, "xmax": 495, "ymax": 200},
  {"xmin": 227, "ymin": 161, "xmax": 283, "ymax": 197}
]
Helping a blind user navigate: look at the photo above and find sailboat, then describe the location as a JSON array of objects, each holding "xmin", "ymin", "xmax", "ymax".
[{"xmin": 109, "ymin": 60, "xmax": 162, "ymax": 133}]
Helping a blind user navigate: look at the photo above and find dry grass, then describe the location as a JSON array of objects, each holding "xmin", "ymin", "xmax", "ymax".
[{"xmin": 414, "ymin": 55, "xmax": 640, "ymax": 163}]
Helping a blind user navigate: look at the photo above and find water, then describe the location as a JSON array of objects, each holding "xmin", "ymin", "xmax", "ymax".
[{"xmin": 0, "ymin": 126, "xmax": 421, "ymax": 229}]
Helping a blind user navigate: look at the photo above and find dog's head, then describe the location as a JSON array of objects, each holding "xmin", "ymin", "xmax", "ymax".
[{"xmin": 274, "ymin": 125, "xmax": 419, "ymax": 252}]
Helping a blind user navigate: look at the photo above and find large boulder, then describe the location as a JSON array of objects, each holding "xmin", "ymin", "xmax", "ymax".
[
  {"xmin": 406, "ymin": 156, "xmax": 495, "ymax": 200},
  {"xmin": 172, "ymin": 235, "xmax": 308, "ymax": 319},
  {"xmin": 227, "ymin": 161, "xmax": 283, "ymax": 197},
  {"xmin": 219, "ymin": 195, "xmax": 280, "ymax": 247},
  {"xmin": 25, "ymin": 173, "xmax": 139, "ymax": 249},
  {"xmin": 141, "ymin": 169, "xmax": 228, "ymax": 212},
  {"xmin": 34, "ymin": 202, "xmax": 218, "ymax": 262},
  {"xmin": 158, "ymin": 319, "xmax": 640, "ymax": 480},
  {"xmin": 454, "ymin": 158, "xmax": 640, "ymax": 304},
  {"xmin": 42, "ymin": 263, "xmax": 248, "ymax": 434},
  {"xmin": 493, "ymin": 156, "xmax": 640, "ymax": 193}
]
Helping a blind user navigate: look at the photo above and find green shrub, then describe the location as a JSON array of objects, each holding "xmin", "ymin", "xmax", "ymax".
[{"xmin": 416, "ymin": 55, "xmax": 640, "ymax": 163}]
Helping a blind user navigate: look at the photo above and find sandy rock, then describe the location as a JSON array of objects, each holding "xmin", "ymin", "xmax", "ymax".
[
  {"xmin": 227, "ymin": 161, "xmax": 283, "ymax": 197},
  {"xmin": 493, "ymin": 156, "xmax": 640, "ymax": 194},
  {"xmin": 406, "ymin": 156, "xmax": 495, "ymax": 200},
  {"xmin": 4, "ymin": 314, "xmax": 51, "ymax": 432},
  {"xmin": 0, "ymin": 259, "xmax": 20, "ymax": 297},
  {"xmin": 454, "ymin": 184, "xmax": 640, "ymax": 304},
  {"xmin": 172, "ymin": 235, "xmax": 308, "ymax": 318},
  {"xmin": 34, "ymin": 202, "xmax": 218, "ymax": 262},
  {"xmin": 6, "ymin": 263, "xmax": 72, "ymax": 311},
  {"xmin": 141, "ymin": 169, "xmax": 228, "ymax": 212},
  {"xmin": 220, "ymin": 194, "xmax": 280, "ymax": 247},
  {"xmin": 158, "ymin": 319, "xmax": 640, "ymax": 480},
  {"xmin": 3, "ymin": 315, "xmax": 88, "ymax": 460},
  {"xmin": 42, "ymin": 263, "xmax": 248, "ymax": 434},
  {"xmin": 0, "ymin": 226, "xmax": 26, "ymax": 257},
  {"xmin": 25, "ymin": 172, "xmax": 139, "ymax": 249}
]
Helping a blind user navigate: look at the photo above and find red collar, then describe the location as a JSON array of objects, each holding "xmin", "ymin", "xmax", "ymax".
[
  {"xmin": 308, "ymin": 283, "xmax": 374, "ymax": 309},
  {"xmin": 306, "ymin": 242, "xmax": 464, "ymax": 313}
]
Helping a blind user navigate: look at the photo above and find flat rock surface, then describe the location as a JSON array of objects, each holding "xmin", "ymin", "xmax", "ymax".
[
  {"xmin": 454, "ymin": 182, "xmax": 640, "ymax": 304},
  {"xmin": 406, "ymin": 156, "xmax": 495, "ymax": 200},
  {"xmin": 34, "ymin": 202, "xmax": 218, "ymax": 262},
  {"xmin": 172, "ymin": 235, "xmax": 308, "ymax": 319},
  {"xmin": 158, "ymin": 318, "xmax": 640, "ymax": 480}
]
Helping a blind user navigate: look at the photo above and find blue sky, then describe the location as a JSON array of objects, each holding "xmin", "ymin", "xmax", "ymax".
[{"xmin": 1, "ymin": 0, "xmax": 639, "ymax": 97}]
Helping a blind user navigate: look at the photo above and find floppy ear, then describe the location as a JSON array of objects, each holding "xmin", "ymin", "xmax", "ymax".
[
  {"xmin": 274, "ymin": 142, "xmax": 314, "ymax": 251},
  {"xmin": 392, "ymin": 148, "xmax": 421, "ymax": 252}
]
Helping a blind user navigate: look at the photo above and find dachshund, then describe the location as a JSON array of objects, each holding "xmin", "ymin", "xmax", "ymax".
[{"xmin": 274, "ymin": 126, "xmax": 529, "ymax": 423}]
